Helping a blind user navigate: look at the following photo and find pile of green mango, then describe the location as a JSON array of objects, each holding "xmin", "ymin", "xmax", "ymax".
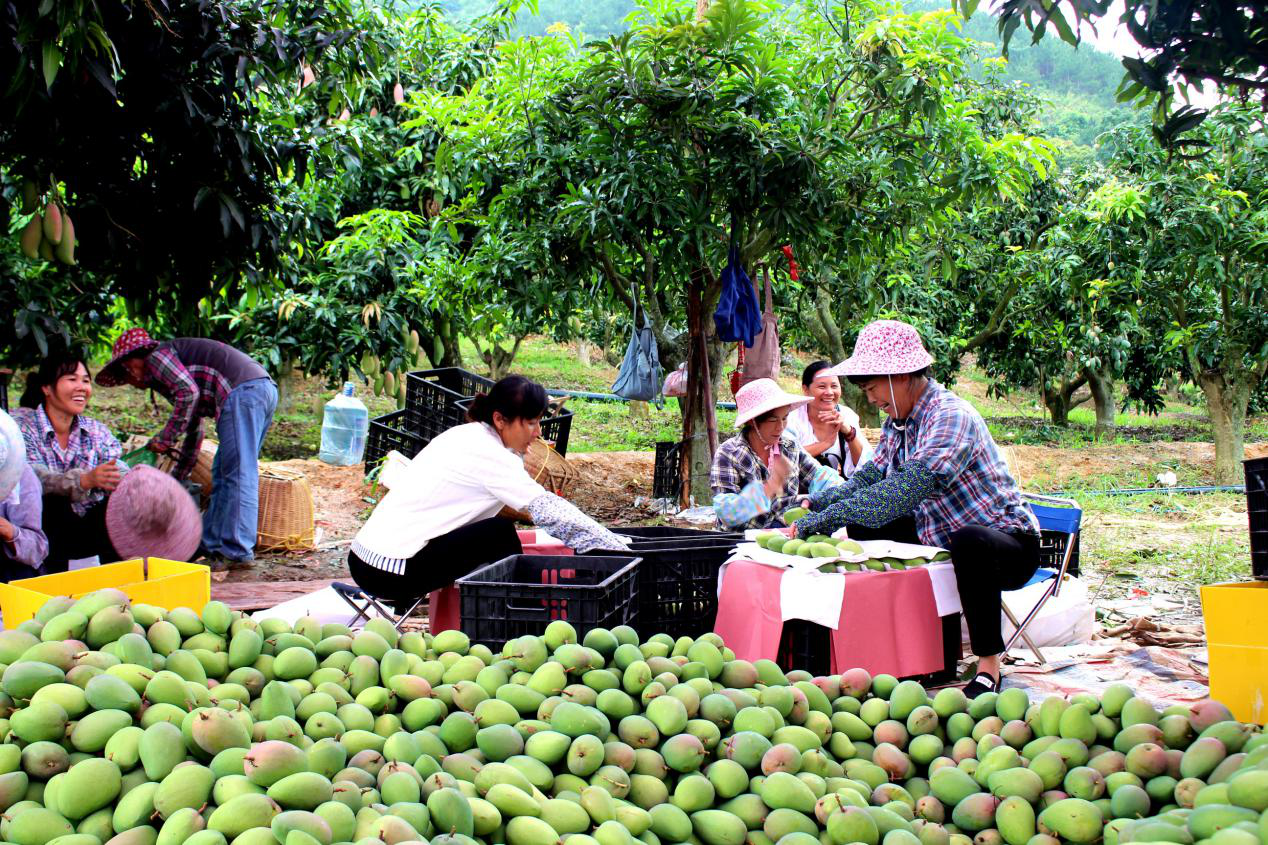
[
  {"xmin": 753, "ymin": 533, "xmax": 953, "ymax": 574},
  {"xmin": 0, "ymin": 589, "xmax": 1263, "ymax": 845}
]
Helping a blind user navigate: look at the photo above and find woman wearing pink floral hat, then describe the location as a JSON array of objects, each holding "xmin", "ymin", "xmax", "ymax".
[
  {"xmin": 792, "ymin": 320, "xmax": 1040, "ymax": 698},
  {"xmin": 710, "ymin": 378, "xmax": 844, "ymax": 530}
]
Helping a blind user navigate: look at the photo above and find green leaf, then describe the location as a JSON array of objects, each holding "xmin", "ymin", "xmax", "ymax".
[{"xmin": 41, "ymin": 41, "xmax": 59, "ymax": 91}]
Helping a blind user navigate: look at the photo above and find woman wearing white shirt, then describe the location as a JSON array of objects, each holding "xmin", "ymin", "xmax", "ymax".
[
  {"xmin": 785, "ymin": 361, "xmax": 872, "ymax": 478},
  {"xmin": 348, "ymin": 376, "xmax": 627, "ymax": 606}
]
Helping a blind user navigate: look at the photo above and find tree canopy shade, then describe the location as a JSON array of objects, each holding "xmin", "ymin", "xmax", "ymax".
[
  {"xmin": 412, "ymin": 0, "xmax": 1054, "ymax": 495},
  {"xmin": 0, "ymin": 0, "xmax": 378, "ymax": 319},
  {"xmin": 974, "ymin": 0, "xmax": 1268, "ymax": 136}
]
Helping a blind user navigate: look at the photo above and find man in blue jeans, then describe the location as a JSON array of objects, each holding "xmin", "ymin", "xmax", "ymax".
[{"xmin": 98, "ymin": 329, "xmax": 278, "ymax": 570}]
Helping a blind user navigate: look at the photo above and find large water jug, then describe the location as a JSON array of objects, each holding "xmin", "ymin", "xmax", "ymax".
[{"xmin": 319, "ymin": 382, "xmax": 368, "ymax": 465}]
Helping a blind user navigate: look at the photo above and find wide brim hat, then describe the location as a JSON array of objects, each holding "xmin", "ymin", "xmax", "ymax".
[
  {"xmin": 0, "ymin": 410, "xmax": 26, "ymax": 502},
  {"xmin": 106, "ymin": 465, "xmax": 202, "ymax": 561},
  {"xmin": 96, "ymin": 328, "xmax": 158, "ymax": 387},
  {"xmin": 733, "ymin": 378, "xmax": 812, "ymax": 429},
  {"xmin": 827, "ymin": 320, "xmax": 934, "ymax": 378}
]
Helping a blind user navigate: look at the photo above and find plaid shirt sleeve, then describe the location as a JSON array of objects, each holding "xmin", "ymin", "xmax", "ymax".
[
  {"xmin": 909, "ymin": 405, "xmax": 975, "ymax": 487},
  {"xmin": 147, "ymin": 347, "xmax": 201, "ymax": 458}
]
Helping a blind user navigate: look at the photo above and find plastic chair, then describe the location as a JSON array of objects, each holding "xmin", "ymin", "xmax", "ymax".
[
  {"xmin": 1002, "ymin": 493, "xmax": 1083, "ymax": 664},
  {"xmin": 330, "ymin": 582, "xmax": 426, "ymax": 632}
]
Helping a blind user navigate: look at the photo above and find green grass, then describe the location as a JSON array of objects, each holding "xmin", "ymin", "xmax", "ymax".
[{"xmin": 1077, "ymin": 492, "xmax": 1254, "ymax": 594}]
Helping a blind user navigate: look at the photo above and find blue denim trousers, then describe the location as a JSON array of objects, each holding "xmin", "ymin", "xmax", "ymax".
[{"xmin": 203, "ymin": 378, "xmax": 278, "ymax": 561}]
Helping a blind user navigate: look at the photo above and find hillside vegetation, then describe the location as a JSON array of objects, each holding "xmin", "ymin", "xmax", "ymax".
[{"xmin": 440, "ymin": 0, "xmax": 1141, "ymax": 155}]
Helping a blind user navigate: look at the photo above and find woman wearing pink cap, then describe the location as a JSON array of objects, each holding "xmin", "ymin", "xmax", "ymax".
[
  {"xmin": 792, "ymin": 320, "xmax": 1040, "ymax": 698},
  {"xmin": 710, "ymin": 378, "xmax": 844, "ymax": 530}
]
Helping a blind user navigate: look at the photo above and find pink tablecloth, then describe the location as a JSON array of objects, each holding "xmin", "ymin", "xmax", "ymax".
[
  {"xmin": 713, "ymin": 560, "xmax": 947, "ymax": 678},
  {"xmin": 427, "ymin": 530, "xmax": 572, "ymax": 633}
]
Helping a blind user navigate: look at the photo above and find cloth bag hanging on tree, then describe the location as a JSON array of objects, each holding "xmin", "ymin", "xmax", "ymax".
[
  {"xmin": 739, "ymin": 266, "xmax": 780, "ymax": 387},
  {"xmin": 611, "ymin": 288, "xmax": 663, "ymax": 402},
  {"xmin": 713, "ymin": 245, "xmax": 762, "ymax": 347}
]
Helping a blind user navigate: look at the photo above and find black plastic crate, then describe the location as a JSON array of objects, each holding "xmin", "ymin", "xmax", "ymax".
[
  {"xmin": 583, "ymin": 536, "xmax": 742, "ymax": 639},
  {"xmin": 613, "ymin": 526, "xmax": 741, "ymax": 540},
  {"xmin": 404, "ymin": 368, "xmax": 495, "ymax": 441},
  {"xmin": 1247, "ymin": 458, "xmax": 1268, "ymax": 579},
  {"xmin": 653, "ymin": 441, "xmax": 682, "ymax": 501},
  {"xmin": 456, "ymin": 554, "xmax": 640, "ymax": 646},
  {"xmin": 777, "ymin": 613, "xmax": 962, "ymax": 683},
  {"xmin": 364, "ymin": 410, "xmax": 426, "ymax": 473},
  {"xmin": 455, "ymin": 398, "xmax": 575, "ymax": 458},
  {"xmin": 1038, "ymin": 529, "xmax": 1080, "ymax": 578}
]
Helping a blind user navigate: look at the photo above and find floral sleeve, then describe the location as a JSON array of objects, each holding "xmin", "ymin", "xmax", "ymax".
[
  {"xmin": 713, "ymin": 481, "xmax": 771, "ymax": 529},
  {"xmin": 527, "ymin": 493, "xmax": 630, "ymax": 553},
  {"xmin": 798, "ymin": 460, "xmax": 937, "ymax": 538},
  {"xmin": 807, "ymin": 460, "xmax": 882, "ymax": 511}
]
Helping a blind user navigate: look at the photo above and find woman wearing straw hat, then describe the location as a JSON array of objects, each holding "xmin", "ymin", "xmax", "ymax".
[
  {"xmin": 0, "ymin": 410, "xmax": 49, "ymax": 580},
  {"xmin": 791, "ymin": 320, "xmax": 1040, "ymax": 697},
  {"xmin": 96, "ymin": 329, "xmax": 277, "ymax": 570},
  {"xmin": 710, "ymin": 378, "xmax": 844, "ymax": 531}
]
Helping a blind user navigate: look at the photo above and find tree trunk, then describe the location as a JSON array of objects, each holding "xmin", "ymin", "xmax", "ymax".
[
  {"xmin": 478, "ymin": 335, "xmax": 524, "ymax": 381},
  {"xmin": 577, "ymin": 340, "xmax": 592, "ymax": 367},
  {"xmin": 1042, "ymin": 387, "xmax": 1070, "ymax": 427},
  {"xmin": 1083, "ymin": 366, "xmax": 1116, "ymax": 432},
  {"xmin": 275, "ymin": 357, "xmax": 300, "ymax": 412},
  {"xmin": 801, "ymin": 284, "xmax": 879, "ymax": 427},
  {"xmin": 1197, "ymin": 371, "xmax": 1251, "ymax": 485},
  {"xmin": 1041, "ymin": 373, "xmax": 1086, "ymax": 427},
  {"xmin": 681, "ymin": 269, "xmax": 719, "ymax": 506}
]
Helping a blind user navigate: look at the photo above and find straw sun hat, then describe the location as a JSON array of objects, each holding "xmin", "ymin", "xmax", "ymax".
[
  {"xmin": 105, "ymin": 465, "xmax": 202, "ymax": 561},
  {"xmin": 733, "ymin": 378, "xmax": 811, "ymax": 429}
]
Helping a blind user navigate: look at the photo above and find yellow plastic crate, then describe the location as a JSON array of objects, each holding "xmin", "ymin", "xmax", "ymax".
[
  {"xmin": 0, "ymin": 559, "xmax": 210, "ymax": 628},
  {"xmin": 1200, "ymin": 580, "xmax": 1268, "ymax": 724}
]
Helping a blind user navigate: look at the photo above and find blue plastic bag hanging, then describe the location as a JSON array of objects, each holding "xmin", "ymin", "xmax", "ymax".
[
  {"xmin": 713, "ymin": 244, "xmax": 762, "ymax": 346},
  {"xmin": 611, "ymin": 286, "xmax": 663, "ymax": 403}
]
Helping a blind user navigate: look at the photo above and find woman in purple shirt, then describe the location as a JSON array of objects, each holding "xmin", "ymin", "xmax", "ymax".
[{"xmin": 0, "ymin": 410, "xmax": 49, "ymax": 580}]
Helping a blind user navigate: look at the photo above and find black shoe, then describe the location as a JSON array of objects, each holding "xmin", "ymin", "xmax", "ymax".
[
  {"xmin": 203, "ymin": 555, "xmax": 253, "ymax": 572},
  {"xmin": 962, "ymin": 672, "xmax": 1001, "ymax": 699}
]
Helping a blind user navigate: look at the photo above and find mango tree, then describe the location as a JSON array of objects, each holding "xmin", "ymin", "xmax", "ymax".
[{"xmin": 1090, "ymin": 105, "xmax": 1268, "ymax": 482}]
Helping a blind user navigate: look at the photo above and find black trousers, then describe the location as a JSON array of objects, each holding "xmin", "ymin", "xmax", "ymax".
[
  {"xmin": 839, "ymin": 516, "xmax": 1041, "ymax": 657},
  {"xmin": 347, "ymin": 517, "xmax": 523, "ymax": 608},
  {"xmin": 41, "ymin": 496, "xmax": 119, "ymax": 572}
]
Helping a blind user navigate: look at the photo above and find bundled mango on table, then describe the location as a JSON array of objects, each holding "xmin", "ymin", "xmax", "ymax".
[{"xmin": 0, "ymin": 589, "xmax": 1260, "ymax": 845}]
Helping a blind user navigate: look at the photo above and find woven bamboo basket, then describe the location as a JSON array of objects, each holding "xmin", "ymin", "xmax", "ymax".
[
  {"xmin": 190, "ymin": 441, "xmax": 217, "ymax": 498},
  {"xmin": 498, "ymin": 439, "xmax": 579, "ymax": 522},
  {"xmin": 256, "ymin": 465, "xmax": 315, "ymax": 552}
]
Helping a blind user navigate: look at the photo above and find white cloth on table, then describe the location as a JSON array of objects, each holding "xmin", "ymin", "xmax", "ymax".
[
  {"xmin": 720, "ymin": 542, "xmax": 963, "ymax": 625},
  {"xmin": 780, "ymin": 569, "xmax": 847, "ymax": 629}
]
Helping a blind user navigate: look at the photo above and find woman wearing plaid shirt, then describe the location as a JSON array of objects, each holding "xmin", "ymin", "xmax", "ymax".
[
  {"xmin": 97, "ymin": 329, "xmax": 277, "ymax": 569},
  {"xmin": 710, "ymin": 379, "xmax": 843, "ymax": 530},
  {"xmin": 13, "ymin": 352, "xmax": 123, "ymax": 569},
  {"xmin": 792, "ymin": 321, "xmax": 1040, "ymax": 698}
]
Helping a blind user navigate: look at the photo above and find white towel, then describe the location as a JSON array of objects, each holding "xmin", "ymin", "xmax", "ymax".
[
  {"xmin": 925, "ymin": 562, "xmax": 962, "ymax": 615},
  {"xmin": 780, "ymin": 569, "xmax": 846, "ymax": 628}
]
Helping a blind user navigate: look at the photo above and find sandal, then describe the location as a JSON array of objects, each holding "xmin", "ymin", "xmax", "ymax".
[{"xmin": 962, "ymin": 672, "xmax": 1001, "ymax": 699}]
